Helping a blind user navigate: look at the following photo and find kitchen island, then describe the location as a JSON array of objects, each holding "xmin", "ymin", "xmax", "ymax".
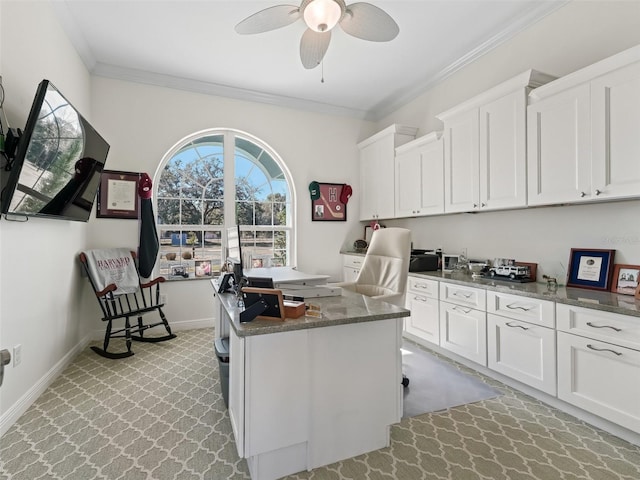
[{"xmin": 211, "ymin": 280, "xmax": 410, "ymax": 480}]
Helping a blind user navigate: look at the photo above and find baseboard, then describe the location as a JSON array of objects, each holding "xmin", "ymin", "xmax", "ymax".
[{"xmin": 0, "ymin": 333, "xmax": 93, "ymax": 437}]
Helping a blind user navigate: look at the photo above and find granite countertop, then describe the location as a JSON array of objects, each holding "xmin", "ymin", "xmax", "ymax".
[
  {"xmin": 212, "ymin": 281, "xmax": 409, "ymax": 337},
  {"xmin": 410, "ymin": 270, "xmax": 640, "ymax": 318}
]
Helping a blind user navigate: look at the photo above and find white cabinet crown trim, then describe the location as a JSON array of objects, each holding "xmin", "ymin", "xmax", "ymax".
[
  {"xmin": 436, "ymin": 69, "xmax": 556, "ymax": 120},
  {"xmin": 357, "ymin": 124, "xmax": 418, "ymax": 149},
  {"xmin": 395, "ymin": 131, "xmax": 442, "ymax": 155},
  {"xmin": 529, "ymin": 43, "xmax": 640, "ymax": 102}
]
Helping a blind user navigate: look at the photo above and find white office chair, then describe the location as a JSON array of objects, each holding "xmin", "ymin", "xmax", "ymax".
[
  {"xmin": 338, "ymin": 227, "xmax": 411, "ymax": 307},
  {"xmin": 337, "ymin": 227, "xmax": 412, "ymax": 386}
]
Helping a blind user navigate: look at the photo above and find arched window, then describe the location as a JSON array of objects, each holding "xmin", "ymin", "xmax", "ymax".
[{"xmin": 155, "ymin": 129, "xmax": 294, "ymax": 279}]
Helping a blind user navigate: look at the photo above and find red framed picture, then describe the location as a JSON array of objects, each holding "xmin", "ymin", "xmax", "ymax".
[
  {"xmin": 97, "ymin": 170, "xmax": 140, "ymax": 219},
  {"xmin": 311, "ymin": 183, "xmax": 347, "ymax": 222}
]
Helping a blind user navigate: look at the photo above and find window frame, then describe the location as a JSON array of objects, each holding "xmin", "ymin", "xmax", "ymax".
[{"xmin": 153, "ymin": 128, "xmax": 297, "ymax": 279}]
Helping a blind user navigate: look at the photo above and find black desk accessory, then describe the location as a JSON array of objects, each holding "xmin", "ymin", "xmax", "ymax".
[{"xmin": 240, "ymin": 298, "xmax": 268, "ymax": 323}]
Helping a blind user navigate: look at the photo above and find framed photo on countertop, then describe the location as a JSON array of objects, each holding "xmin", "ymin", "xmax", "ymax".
[
  {"xmin": 566, "ymin": 248, "xmax": 615, "ymax": 291},
  {"xmin": 611, "ymin": 264, "xmax": 640, "ymax": 295}
]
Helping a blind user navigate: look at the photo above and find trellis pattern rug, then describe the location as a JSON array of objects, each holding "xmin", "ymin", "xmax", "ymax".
[{"xmin": 1, "ymin": 328, "xmax": 640, "ymax": 480}]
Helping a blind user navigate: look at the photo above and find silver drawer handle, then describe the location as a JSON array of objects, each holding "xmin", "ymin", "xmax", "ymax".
[
  {"xmin": 415, "ymin": 283, "xmax": 430, "ymax": 290},
  {"xmin": 413, "ymin": 295, "xmax": 427, "ymax": 302},
  {"xmin": 453, "ymin": 291, "xmax": 473, "ymax": 299},
  {"xmin": 586, "ymin": 322, "xmax": 622, "ymax": 332},
  {"xmin": 506, "ymin": 303, "xmax": 534, "ymax": 312},
  {"xmin": 452, "ymin": 305, "xmax": 472, "ymax": 314},
  {"xmin": 506, "ymin": 321, "xmax": 529, "ymax": 330},
  {"xmin": 587, "ymin": 344, "xmax": 622, "ymax": 356}
]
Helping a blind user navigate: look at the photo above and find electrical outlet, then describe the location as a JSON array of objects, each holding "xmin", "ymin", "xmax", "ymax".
[{"xmin": 13, "ymin": 344, "xmax": 22, "ymax": 367}]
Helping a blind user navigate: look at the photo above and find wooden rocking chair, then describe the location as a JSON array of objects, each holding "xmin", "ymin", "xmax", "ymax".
[{"xmin": 80, "ymin": 249, "xmax": 176, "ymax": 359}]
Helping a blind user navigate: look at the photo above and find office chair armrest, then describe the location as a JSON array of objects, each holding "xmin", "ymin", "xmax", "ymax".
[{"xmin": 371, "ymin": 292, "xmax": 405, "ymax": 308}]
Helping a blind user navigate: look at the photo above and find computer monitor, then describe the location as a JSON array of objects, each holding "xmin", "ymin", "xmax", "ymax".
[{"xmin": 226, "ymin": 225, "xmax": 244, "ymax": 284}]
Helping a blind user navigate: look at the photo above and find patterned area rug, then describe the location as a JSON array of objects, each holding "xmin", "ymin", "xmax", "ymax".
[
  {"xmin": 402, "ymin": 340, "xmax": 500, "ymax": 418},
  {"xmin": 1, "ymin": 328, "xmax": 640, "ymax": 480}
]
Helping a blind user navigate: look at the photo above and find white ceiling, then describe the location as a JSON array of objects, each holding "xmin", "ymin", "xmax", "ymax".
[{"xmin": 52, "ymin": 0, "xmax": 568, "ymax": 120}]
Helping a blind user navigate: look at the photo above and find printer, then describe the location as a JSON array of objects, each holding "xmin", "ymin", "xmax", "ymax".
[{"xmin": 409, "ymin": 250, "xmax": 440, "ymax": 272}]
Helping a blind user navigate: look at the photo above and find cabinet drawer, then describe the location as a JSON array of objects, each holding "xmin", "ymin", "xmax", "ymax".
[
  {"xmin": 558, "ymin": 331, "xmax": 640, "ymax": 434},
  {"xmin": 342, "ymin": 254, "xmax": 365, "ymax": 270},
  {"xmin": 487, "ymin": 314, "xmax": 556, "ymax": 395},
  {"xmin": 487, "ymin": 291, "xmax": 555, "ymax": 328},
  {"xmin": 407, "ymin": 276, "xmax": 439, "ymax": 298},
  {"xmin": 440, "ymin": 282, "xmax": 486, "ymax": 310},
  {"xmin": 557, "ymin": 303, "xmax": 640, "ymax": 351}
]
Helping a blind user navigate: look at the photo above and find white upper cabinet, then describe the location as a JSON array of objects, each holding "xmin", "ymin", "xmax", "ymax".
[
  {"xmin": 394, "ymin": 132, "xmax": 444, "ymax": 217},
  {"xmin": 528, "ymin": 44, "xmax": 640, "ymax": 206},
  {"xmin": 437, "ymin": 70, "xmax": 555, "ymax": 214},
  {"xmin": 358, "ymin": 124, "xmax": 417, "ymax": 221}
]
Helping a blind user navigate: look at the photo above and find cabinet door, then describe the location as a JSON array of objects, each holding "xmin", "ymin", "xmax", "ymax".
[
  {"xmin": 405, "ymin": 293, "xmax": 439, "ymax": 346},
  {"xmin": 558, "ymin": 331, "xmax": 640, "ymax": 434},
  {"xmin": 359, "ymin": 141, "xmax": 383, "ymax": 221},
  {"xmin": 591, "ymin": 61, "xmax": 640, "ymax": 200},
  {"xmin": 487, "ymin": 314, "xmax": 556, "ymax": 395},
  {"xmin": 527, "ymin": 83, "xmax": 591, "ymax": 206},
  {"xmin": 360, "ymin": 136, "xmax": 395, "ymax": 220},
  {"xmin": 343, "ymin": 267, "xmax": 360, "ymax": 283},
  {"xmin": 479, "ymin": 90, "xmax": 527, "ymax": 210},
  {"xmin": 439, "ymin": 302, "xmax": 487, "ymax": 366},
  {"xmin": 443, "ymin": 109, "xmax": 480, "ymax": 213},
  {"xmin": 395, "ymin": 146, "xmax": 423, "ymax": 217},
  {"xmin": 395, "ymin": 137, "xmax": 445, "ymax": 217}
]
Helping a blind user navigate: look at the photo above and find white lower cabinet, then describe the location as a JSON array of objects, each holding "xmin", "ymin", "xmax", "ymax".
[
  {"xmin": 487, "ymin": 314, "xmax": 556, "ymax": 395},
  {"xmin": 557, "ymin": 331, "xmax": 640, "ymax": 433},
  {"xmin": 557, "ymin": 303, "xmax": 640, "ymax": 433},
  {"xmin": 439, "ymin": 282, "xmax": 487, "ymax": 366},
  {"xmin": 404, "ymin": 277, "xmax": 439, "ymax": 346},
  {"xmin": 486, "ymin": 291, "xmax": 556, "ymax": 395}
]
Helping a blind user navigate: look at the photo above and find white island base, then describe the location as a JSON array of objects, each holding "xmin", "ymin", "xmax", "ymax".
[{"xmin": 216, "ymin": 288, "xmax": 406, "ymax": 480}]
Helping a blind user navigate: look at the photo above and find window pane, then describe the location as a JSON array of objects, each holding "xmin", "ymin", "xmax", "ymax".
[
  {"xmin": 180, "ymin": 199, "xmax": 201, "ymax": 225},
  {"xmin": 203, "ymin": 200, "xmax": 223, "ymax": 225},
  {"xmin": 236, "ymin": 200, "xmax": 254, "ymax": 225},
  {"xmin": 158, "ymin": 199, "xmax": 180, "ymax": 224},
  {"xmin": 255, "ymin": 201, "xmax": 273, "ymax": 225}
]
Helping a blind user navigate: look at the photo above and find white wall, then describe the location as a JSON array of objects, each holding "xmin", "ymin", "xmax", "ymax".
[
  {"xmin": 0, "ymin": 0, "xmax": 94, "ymax": 434},
  {"xmin": 376, "ymin": 0, "xmax": 640, "ymax": 282},
  {"xmin": 85, "ymin": 77, "xmax": 371, "ymax": 331}
]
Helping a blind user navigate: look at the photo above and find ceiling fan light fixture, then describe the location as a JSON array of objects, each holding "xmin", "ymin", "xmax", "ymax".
[{"xmin": 303, "ymin": 0, "xmax": 342, "ymax": 32}]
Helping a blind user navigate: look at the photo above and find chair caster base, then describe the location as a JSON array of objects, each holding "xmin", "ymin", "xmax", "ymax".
[{"xmin": 402, "ymin": 375, "xmax": 410, "ymax": 388}]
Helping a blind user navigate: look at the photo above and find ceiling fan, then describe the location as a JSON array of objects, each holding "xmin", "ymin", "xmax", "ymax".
[{"xmin": 235, "ymin": 0, "xmax": 399, "ymax": 69}]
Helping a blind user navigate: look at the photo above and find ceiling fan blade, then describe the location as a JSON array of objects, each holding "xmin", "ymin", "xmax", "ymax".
[
  {"xmin": 300, "ymin": 29, "xmax": 331, "ymax": 69},
  {"xmin": 235, "ymin": 5, "xmax": 301, "ymax": 34},
  {"xmin": 340, "ymin": 2, "xmax": 399, "ymax": 42}
]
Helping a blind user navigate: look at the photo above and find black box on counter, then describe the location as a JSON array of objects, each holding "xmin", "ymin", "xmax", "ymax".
[{"xmin": 409, "ymin": 253, "xmax": 440, "ymax": 272}]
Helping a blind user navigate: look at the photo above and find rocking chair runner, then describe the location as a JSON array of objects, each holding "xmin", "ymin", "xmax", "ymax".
[{"xmin": 79, "ymin": 249, "xmax": 176, "ymax": 359}]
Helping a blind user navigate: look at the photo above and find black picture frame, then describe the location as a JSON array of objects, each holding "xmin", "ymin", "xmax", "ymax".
[
  {"xmin": 241, "ymin": 287, "xmax": 285, "ymax": 321},
  {"xmin": 97, "ymin": 170, "xmax": 140, "ymax": 219},
  {"xmin": 311, "ymin": 183, "xmax": 347, "ymax": 221},
  {"xmin": 566, "ymin": 248, "xmax": 616, "ymax": 291}
]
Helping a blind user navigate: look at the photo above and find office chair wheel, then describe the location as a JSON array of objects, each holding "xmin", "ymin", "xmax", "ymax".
[{"xmin": 402, "ymin": 375, "xmax": 409, "ymax": 388}]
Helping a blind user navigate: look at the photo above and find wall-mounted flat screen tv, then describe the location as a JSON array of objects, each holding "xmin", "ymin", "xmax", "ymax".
[{"xmin": 1, "ymin": 79, "xmax": 110, "ymax": 222}]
